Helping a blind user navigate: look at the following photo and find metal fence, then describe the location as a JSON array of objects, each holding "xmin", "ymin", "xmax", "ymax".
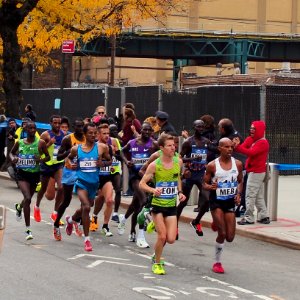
[{"xmin": 22, "ymin": 84, "xmax": 300, "ymax": 173}]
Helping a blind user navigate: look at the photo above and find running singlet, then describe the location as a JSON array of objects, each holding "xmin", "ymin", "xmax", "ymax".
[
  {"xmin": 45, "ymin": 130, "xmax": 65, "ymax": 165},
  {"xmin": 64, "ymin": 133, "xmax": 86, "ymax": 169},
  {"xmin": 16, "ymin": 138, "xmax": 40, "ymax": 172},
  {"xmin": 212, "ymin": 157, "xmax": 238, "ymax": 201},
  {"xmin": 77, "ymin": 143, "xmax": 99, "ymax": 185},
  {"xmin": 189, "ymin": 137, "xmax": 207, "ymax": 171},
  {"xmin": 110, "ymin": 138, "xmax": 122, "ymax": 175},
  {"xmin": 99, "ymin": 143, "xmax": 113, "ymax": 176},
  {"xmin": 151, "ymin": 155, "xmax": 180, "ymax": 208},
  {"xmin": 129, "ymin": 138, "xmax": 153, "ymax": 171}
]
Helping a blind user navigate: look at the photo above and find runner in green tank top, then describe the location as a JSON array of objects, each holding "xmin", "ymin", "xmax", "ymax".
[
  {"xmin": 139, "ymin": 133, "xmax": 186, "ymax": 275},
  {"xmin": 10, "ymin": 121, "xmax": 50, "ymax": 241}
]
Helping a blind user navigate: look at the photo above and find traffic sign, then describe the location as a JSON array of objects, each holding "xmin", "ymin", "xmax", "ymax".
[{"xmin": 62, "ymin": 40, "xmax": 75, "ymax": 53}]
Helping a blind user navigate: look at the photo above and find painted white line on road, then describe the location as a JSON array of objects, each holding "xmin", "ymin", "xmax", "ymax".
[
  {"xmin": 68, "ymin": 253, "xmax": 130, "ymax": 261},
  {"xmin": 203, "ymin": 276, "xmax": 274, "ymax": 300},
  {"xmin": 109, "ymin": 243, "xmax": 120, "ymax": 247},
  {"xmin": 87, "ymin": 259, "xmax": 147, "ymax": 269}
]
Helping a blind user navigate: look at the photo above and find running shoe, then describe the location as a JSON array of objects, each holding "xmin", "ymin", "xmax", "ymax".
[
  {"xmin": 35, "ymin": 182, "xmax": 41, "ymax": 192},
  {"xmin": 151, "ymin": 254, "xmax": 165, "ymax": 265},
  {"xmin": 84, "ymin": 240, "xmax": 92, "ymax": 252},
  {"xmin": 73, "ymin": 222, "xmax": 83, "ymax": 237},
  {"xmin": 152, "ymin": 263, "xmax": 166, "ymax": 275},
  {"xmin": 146, "ymin": 221, "xmax": 155, "ymax": 234},
  {"xmin": 117, "ymin": 214, "xmax": 126, "ymax": 235},
  {"xmin": 65, "ymin": 216, "xmax": 73, "ymax": 236},
  {"xmin": 15, "ymin": 203, "xmax": 22, "ymax": 221},
  {"xmin": 111, "ymin": 214, "xmax": 119, "ymax": 223},
  {"xmin": 53, "ymin": 227, "xmax": 62, "ymax": 241},
  {"xmin": 237, "ymin": 218, "xmax": 254, "ymax": 225},
  {"xmin": 211, "ymin": 222, "xmax": 218, "ymax": 232},
  {"xmin": 25, "ymin": 229, "xmax": 33, "ymax": 241},
  {"xmin": 128, "ymin": 232, "xmax": 136, "ymax": 242},
  {"xmin": 34, "ymin": 205, "xmax": 41, "ymax": 222},
  {"xmin": 190, "ymin": 221, "xmax": 203, "ymax": 236},
  {"xmin": 212, "ymin": 262, "xmax": 225, "ymax": 274},
  {"xmin": 89, "ymin": 217, "xmax": 98, "ymax": 231},
  {"xmin": 50, "ymin": 212, "xmax": 57, "ymax": 223},
  {"xmin": 136, "ymin": 238, "xmax": 150, "ymax": 248},
  {"xmin": 101, "ymin": 227, "xmax": 113, "ymax": 237}
]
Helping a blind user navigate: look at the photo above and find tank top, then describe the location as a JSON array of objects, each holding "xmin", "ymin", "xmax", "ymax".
[
  {"xmin": 151, "ymin": 156, "xmax": 180, "ymax": 208},
  {"xmin": 77, "ymin": 143, "xmax": 99, "ymax": 185},
  {"xmin": 45, "ymin": 130, "xmax": 65, "ymax": 165},
  {"xmin": 16, "ymin": 138, "xmax": 40, "ymax": 173},
  {"xmin": 65, "ymin": 133, "xmax": 86, "ymax": 169},
  {"xmin": 110, "ymin": 138, "xmax": 122, "ymax": 175},
  {"xmin": 187, "ymin": 136, "xmax": 208, "ymax": 172},
  {"xmin": 212, "ymin": 157, "xmax": 238, "ymax": 201},
  {"xmin": 129, "ymin": 138, "xmax": 153, "ymax": 171},
  {"xmin": 99, "ymin": 143, "xmax": 113, "ymax": 176}
]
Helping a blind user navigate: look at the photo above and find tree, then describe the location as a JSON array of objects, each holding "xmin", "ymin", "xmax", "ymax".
[{"xmin": 0, "ymin": 0, "xmax": 182, "ymax": 117}]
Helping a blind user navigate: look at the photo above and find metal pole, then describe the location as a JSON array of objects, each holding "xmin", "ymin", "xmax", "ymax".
[
  {"xmin": 158, "ymin": 84, "xmax": 163, "ymax": 111},
  {"xmin": 260, "ymin": 85, "xmax": 266, "ymax": 121},
  {"xmin": 104, "ymin": 84, "xmax": 108, "ymax": 112},
  {"xmin": 60, "ymin": 52, "xmax": 65, "ymax": 115},
  {"xmin": 265, "ymin": 163, "xmax": 279, "ymax": 221}
]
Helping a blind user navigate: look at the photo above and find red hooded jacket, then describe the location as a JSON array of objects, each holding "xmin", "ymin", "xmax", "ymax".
[{"xmin": 235, "ymin": 120, "xmax": 269, "ymax": 173}]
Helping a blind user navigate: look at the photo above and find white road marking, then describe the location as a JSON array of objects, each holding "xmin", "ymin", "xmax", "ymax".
[
  {"xmin": 86, "ymin": 259, "xmax": 147, "ymax": 269},
  {"xmin": 203, "ymin": 276, "xmax": 274, "ymax": 300},
  {"xmin": 68, "ymin": 253, "xmax": 130, "ymax": 261}
]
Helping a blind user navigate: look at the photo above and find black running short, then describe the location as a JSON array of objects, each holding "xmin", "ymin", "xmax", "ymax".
[
  {"xmin": 15, "ymin": 169, "xmax": 40, "ymax": 186},
  {"xmin": 209, "ymin": 198, "xmax": 235, "ymax": 213},
  {"xmin": 40, "ymin": 162, "xmax": 63, "ymax": 178},
  {"xmin": 151, "ymin": 205, "xmax": 177, "ymax": 217}
]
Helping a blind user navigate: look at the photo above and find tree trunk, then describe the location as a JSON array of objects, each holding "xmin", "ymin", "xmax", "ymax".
[{"xmin": 1, "ymin": 26, "xmax": 23, "ymax": 118}]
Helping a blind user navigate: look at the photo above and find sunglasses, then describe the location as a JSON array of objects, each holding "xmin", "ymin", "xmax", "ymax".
[{"xmin": 98, "ymin": 112, "xmax": 105, "ymax": 115}]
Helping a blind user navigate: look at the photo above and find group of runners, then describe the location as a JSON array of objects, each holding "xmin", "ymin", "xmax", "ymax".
[{"xmin": 11, "ymin": 112, "xmax": 244, "ymax": 276}]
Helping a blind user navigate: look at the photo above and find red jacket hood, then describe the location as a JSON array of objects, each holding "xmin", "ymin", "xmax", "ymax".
[{"xmin": 251, "ymin": 120, "xmax": 266, "ymax": 141}]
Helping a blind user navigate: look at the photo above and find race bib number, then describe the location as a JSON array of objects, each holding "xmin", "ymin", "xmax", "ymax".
[
  {"xmin": 111, "ymin": 156, "xmax": 119, "ymax": 167},
  {"xmin": 155, "ymin": 181, "xmax": 178, "ymax": 200},
  {"xmin": 216, "ymin": 181, "xmax": 238, "ymax": 200},
  {"xmin": 79, "ymin": 159, "xmax": 97, "ymax": 172},
  {"xmin": 99, "ymin": 164, "xmax": 111, "ymax": 175},
  {"xmin": 132, "ymin": 153, "xmax": 149, "ymax": 170},
  {"xmin": 53, "ymin": 145, "xmax": 59, "ymax": 161},
  {"xmin": 191, "ymin": 148, "xmax": 207, "ymax": 164},
  {"xmin": 16, "ymin": 154, "xmax": 36, "ymax": 169}
]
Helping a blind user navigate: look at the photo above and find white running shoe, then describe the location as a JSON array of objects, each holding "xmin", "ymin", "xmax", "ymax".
[
  {"xmin": 117, "ymin": 214, "xmax": 126, "ymax": 235},
  {"xmin": 101, "ymin": 228, "xmax": 113, "ymax": 237},
  {"xmin": 128, "ymin": 232, "xmax": 136, "ymax": 242},
  {"xmin": 136, "ymin": 238, "xmax": 150, "ymax": 248}
]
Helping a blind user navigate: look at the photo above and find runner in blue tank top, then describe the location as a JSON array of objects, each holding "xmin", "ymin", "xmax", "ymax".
[
  {"xmin": 118, "ymin": 122, "xmax": 158, "ymax": 248},
  {"xmin": 65, "ymin": 123, "xmax": 111, "ymax": 252}
]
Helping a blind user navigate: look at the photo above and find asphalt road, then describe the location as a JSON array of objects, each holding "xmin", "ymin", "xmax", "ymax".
[{"xmin": 0, "ymin": 178, "xmax": 299, "ymax": 300}]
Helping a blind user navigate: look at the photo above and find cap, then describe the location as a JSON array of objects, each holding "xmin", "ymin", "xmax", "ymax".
[{"xmin": 155, "ymin": 111, "xmax": 169, "ymax": 120}]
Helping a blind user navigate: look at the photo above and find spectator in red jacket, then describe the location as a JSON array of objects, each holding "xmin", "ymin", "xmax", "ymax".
[{"xmin": 233, "ymin": 120, "xmax": 270, "ymax": 225}]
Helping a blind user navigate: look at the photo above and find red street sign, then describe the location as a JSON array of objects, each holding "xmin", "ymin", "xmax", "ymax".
[{"xmin": 62, "ymin": 40, "xmax": 75, "ymax": 53}]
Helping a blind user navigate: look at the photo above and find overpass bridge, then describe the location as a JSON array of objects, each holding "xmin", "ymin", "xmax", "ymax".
[{"xmin": 75, "ymin": 28, "xmax": 300, "ymax": 82}]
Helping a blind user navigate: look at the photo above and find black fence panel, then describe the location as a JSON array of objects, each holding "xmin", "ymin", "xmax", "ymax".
[
  {"xmin": 23, "ymin": 88, "xmax": 105, "ymax": 123},
  {"xmin": 266, "ymin": 85, "xmax": 300, "ymax": 174},
  {"xmin": 125, "ymin": 86, "xmax": 159, "ymax": 123},
  {"xmin": 162, "ymin": 86, "xmax": 261, "ymax": 138},
  {"xmin": 107, "ymin": 87, "xmax": 122, "ymax": 118}
]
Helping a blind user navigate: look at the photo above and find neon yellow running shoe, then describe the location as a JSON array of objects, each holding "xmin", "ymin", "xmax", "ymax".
[
  {"xmin": 152, "ymin": 263, "xmax": 165, "ymax": 275},
  {"xmin": 146, "ymin": 221, "xmax": 155, "ymax": 234},
  {"xmin": 35, "ymin": 182, "xmax": 41, "ymax": 192}
]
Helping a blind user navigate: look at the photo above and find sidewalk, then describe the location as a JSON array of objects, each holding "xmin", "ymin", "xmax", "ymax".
[{"xmin": 1, "ymin": 171, "xmax": 300, "ymax": 250}]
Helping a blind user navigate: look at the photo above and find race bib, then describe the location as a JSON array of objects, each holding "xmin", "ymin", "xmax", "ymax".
[
  {"xmin": 53, "ymin": 145, "xmax": 59, "ymax": 161},
  {"xmin": 79, "ymin": 159, "xmax": 97, "ymax": 172},
  {"xmin": 99, "ymin": 164, "xmax": 111, "ymax": 175},
  {"xmin": 132, "ymin": 153, "xmax": 149, "ymax": 170},
  {"xmin": 16, "ymin": 154, "xmax": 36, "ymax": 169},
  {"xmin": 216, "ymin": 181, "xmax": 238, "ymax": 200},
  {"xmin": 191, "ymin": 148, "xmax": 207, "ymax": 164},
  {"xmin": 155, "ymin": 181, "xmax": 178, "ymax": 200}
]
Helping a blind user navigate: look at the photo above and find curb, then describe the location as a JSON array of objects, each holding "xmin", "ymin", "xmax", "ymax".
[
  {"xmin": 121, "ymin": 202, "xmax": 300, "ymax": 251},
  {"xmin": 1, "ymin": 173, "xmax": 299, "ymax": 251}
]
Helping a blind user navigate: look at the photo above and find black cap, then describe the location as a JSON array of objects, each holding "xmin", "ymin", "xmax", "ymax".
[{"xmin": 155, "ymin": 111, "xmax": 169, "ymax": 120}]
